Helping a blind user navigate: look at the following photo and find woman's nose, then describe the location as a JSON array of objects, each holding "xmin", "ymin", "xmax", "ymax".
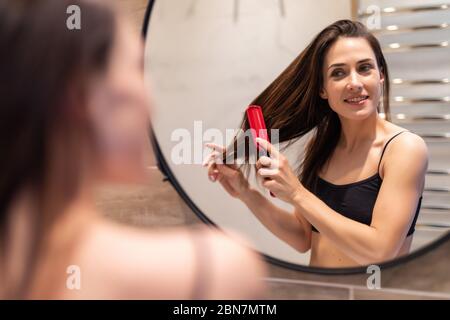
[{"xmin": 347, "ymin": 73, "xmax": 363, "ymax": 92}]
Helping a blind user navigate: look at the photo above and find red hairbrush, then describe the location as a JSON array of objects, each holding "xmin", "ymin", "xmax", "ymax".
[
  {"xmin": 246, "ymin": 105, "xmax": 269, "ymax": 152},
  {"xmin": 246, "ymin": 105, "xmax": 275, "ymax": 197}
]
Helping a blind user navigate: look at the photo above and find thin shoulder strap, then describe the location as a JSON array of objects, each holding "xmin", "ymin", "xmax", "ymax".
[{"xmin": 377, "ymin": 131, "xmax": 409, "ymax": 174}]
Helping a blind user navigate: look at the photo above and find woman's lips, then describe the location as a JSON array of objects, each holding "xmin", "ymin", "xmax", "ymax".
[{"xmin": 344, "ymin": 95, "xmax": 369, "ymax": 105}]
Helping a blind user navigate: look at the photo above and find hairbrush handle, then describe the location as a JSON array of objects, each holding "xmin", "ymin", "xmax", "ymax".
[
  {"xmin": 246, "ymin": 105, "xmax": 275, "ymax": 198},
  {"xmin": 246, "ymin": 105, "xmax": 269, "ymax": 150}
]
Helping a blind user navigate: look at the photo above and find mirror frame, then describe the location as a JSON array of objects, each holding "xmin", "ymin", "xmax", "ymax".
[{"xmin": 141, "ymin": 0, "xmax": 450, "ymax": 274}]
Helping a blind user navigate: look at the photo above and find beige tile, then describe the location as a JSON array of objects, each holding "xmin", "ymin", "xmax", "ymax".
[
  {"xmin": 266, "ymin": 281, "xmax": 349, "ymax": 300},
  {"xmin": 376, "ymin": 238, "xmax": 450, "ymax": 293},
  {"xmin": 266, "ymin": 234, "xmax": 450, "ymax": 295},
  {"xmin": 95, "ymin": 168, "xmax": 201, "ymax": 227},
  {"xmin": 352, "ymin": 288, "xmax": 450, "ymax": 300},
  {"xmin": 267, "ymin": 263, "xmax": 371, "ymax": 288}
]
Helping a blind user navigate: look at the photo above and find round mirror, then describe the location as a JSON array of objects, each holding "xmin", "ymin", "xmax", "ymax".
[{"xmin": 143, "ymin": 0, "xmax": 450, "ymax": 273}]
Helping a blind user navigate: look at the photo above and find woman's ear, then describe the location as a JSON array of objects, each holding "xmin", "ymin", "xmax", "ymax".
[
  {"xmin": 319, "ymin": 88, "xmax": 328, "ymax": 99},
  {"xmin": 379, "ymin": 70, "xmax": 385, "ymax": 84}
]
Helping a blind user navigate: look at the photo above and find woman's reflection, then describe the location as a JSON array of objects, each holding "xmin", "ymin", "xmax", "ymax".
[{"xmin": 204, "ymin": 20, "xmax": 428, "ymax": 268}]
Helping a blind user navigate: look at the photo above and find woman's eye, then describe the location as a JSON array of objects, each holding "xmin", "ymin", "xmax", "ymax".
[
  {"xmin": 359, "ymin": 64, "xmax": 373, "ymax": 72},
  {"xmin": 331, "ymin": 69, "xmax": 345, "ymax": 77}
]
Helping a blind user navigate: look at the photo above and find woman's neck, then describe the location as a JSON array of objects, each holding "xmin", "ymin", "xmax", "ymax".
[{"xmin": 337, "ymin": 112, "xmax": 385, "ymax": 152}]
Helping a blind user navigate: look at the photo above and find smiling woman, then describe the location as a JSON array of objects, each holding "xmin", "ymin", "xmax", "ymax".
[
  {"xmin": 320, "ymin": 38, "xmax": 385, "ymax": 120},
  {"xmin": 205, "ymin": 19, "xmax": 428, "ymax": 268}
]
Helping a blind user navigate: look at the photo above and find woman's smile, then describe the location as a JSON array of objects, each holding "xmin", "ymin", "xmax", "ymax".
[{"xmin": 344, "ymin": 95, "xmax": 370, "ymax": 106}]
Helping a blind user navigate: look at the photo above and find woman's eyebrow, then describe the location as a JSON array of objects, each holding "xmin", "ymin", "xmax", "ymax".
[
  {"xmin": 328, "ymin": 58, "xmax": 375, "ymax": 70},
  {"xmin": 328, "ymin": 63, "xmax": 345, "ymax": 70},
  {"xmin": 357, "ymin": 58, "xmax": 375, "ymax": 64}
]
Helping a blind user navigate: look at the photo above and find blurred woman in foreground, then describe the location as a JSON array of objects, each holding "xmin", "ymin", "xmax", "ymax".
[{"xmin": 0, "ymin": 0, "xmax": 266, "ymax": 299}]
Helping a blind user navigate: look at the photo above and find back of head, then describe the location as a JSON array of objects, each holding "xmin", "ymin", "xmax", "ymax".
[{"xmin": 0, "ymin": 0, "xmax": 116, "ymax": 298}]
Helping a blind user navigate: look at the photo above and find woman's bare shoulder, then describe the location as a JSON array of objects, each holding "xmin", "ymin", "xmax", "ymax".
[
  {"xmin": 381, "ymin": 124, "xmax": 428, "ymax": 177},
  {"xmin": 387, "ymin": 127, "xmax": 427, "ymax": 158},
  {"xmin": 72, "ymin": 220, "xmax": 266, "ymax": 299},
  {"xmin": 382, "ymin": 122, "xmax": 427, "ymax": 153}
]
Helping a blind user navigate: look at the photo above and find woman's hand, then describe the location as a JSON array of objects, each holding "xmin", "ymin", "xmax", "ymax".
[
  {"xmin": 203, "ymin": 143, "xmax": 251, "ymax": 199},
  {"xmin": 255, "ymin": 138, "xmax": 305, "ymax": 204}
]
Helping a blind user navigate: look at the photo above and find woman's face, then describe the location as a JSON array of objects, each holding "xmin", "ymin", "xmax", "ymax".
[
  {"xmin": 88, "ymin": 17, "xmax": 151, "ymax": 183},
  {"xmin": 320, "ymin": 37, "xmax": 384, "ymax": 120}
]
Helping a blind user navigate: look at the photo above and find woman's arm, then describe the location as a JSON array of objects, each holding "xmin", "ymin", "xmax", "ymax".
[
  {"xmin": 292, "ymin": 134, "xmax": 428, "ymax": 265},
  {"xmin": 204, "ymin": 144, "xmax": 311, "ymax": 253},
  {"xmin": 240, "ymin": 187, "xmax": 312, "ymax": 253}
]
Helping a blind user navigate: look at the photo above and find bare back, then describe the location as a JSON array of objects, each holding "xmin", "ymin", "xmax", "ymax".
[{"xmin": 24, "ymin": 214, "xmax": 266, "ymax": 299}]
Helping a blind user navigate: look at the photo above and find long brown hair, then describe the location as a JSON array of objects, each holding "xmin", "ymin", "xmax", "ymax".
[
  {"xmin": 0, "ymin": 0, "xmax": 116, "ymax": 298},
  {"xmin": 227, "ymin": 20, "xmax": 390, "ymax": 191}
]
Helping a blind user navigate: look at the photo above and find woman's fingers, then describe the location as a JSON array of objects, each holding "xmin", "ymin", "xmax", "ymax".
[
  {"xmin": 205, "ymin": 143, "xmax": 225, "ymax": 152},
  {"xmin": 202, "ymin": 151, "xmax": 215, "ymax": 167},
  {"xmin": 203, "ymin": 150, "xmax": 221, "ymax": 167},
  {"xmin": 203, "ymin": 143, "xmax": 227, "ymax": 169},
  {"xmin": 217, "ymin": 164, "xmax": 240, "ymax": 179},
  {"xmin": 202, "ymin": 152, "xmax": 213, "ymax": 167},
  {"xmin": 257, "ymin": 168, "xmax": 277, "ymax": 178},
  {"xmin": 204, "ymin": 143, "xmax": 241, "ymax": 170},
  {"xmin": 207, "ymin": 163, "xmax": 218, "ymax": 181},
  {"xmin": 207, "ymin": 152, "xmax": 221, "ymax": 181},
  {"xmin": 206, "ymin": 156, "xmax": 240, "ymax": 182},
  {"xmin": 255, "ymin": 138, "xmax": 279, "ymax": 160},
  {"xmin": 262, "ymin": 178, "xmax": 276, "ymax": 190},
  {"xmin": 256, "ymin": 156, "xmax": 278, "ymax": 171},
  {"xmin": 257, "ymin": 156, "xmax": 271, "ymax": 168}
]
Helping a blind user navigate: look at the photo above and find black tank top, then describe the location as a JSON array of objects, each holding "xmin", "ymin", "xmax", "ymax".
[{"xmin": 311, "ymin": 131, "xmax": 421, "ymax": 236}]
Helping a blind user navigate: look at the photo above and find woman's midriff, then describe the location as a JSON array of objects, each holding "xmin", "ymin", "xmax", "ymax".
[{"xmin": 309, "ymin": 232, "xmax": 414, "ymax": 268}]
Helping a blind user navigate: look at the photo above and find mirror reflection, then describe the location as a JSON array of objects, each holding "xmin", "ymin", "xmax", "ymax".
[{"xmin": 145, "ymin": 0, "xmax": 450, "ymax": 269}]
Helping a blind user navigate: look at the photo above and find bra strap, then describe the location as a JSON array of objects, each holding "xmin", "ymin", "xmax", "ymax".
[{"xmin": 377, "ymin": 131, "xmax": 409, "ymax": 174}]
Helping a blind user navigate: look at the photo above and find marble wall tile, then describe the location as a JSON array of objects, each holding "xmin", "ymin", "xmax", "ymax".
[
  {"xmin": 265, "ymin": 280, "xmax": 350, "ymax": 300},
  {"xmin": 352, "ymin": 288, "xmax": 450, "ymax": 300}
]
